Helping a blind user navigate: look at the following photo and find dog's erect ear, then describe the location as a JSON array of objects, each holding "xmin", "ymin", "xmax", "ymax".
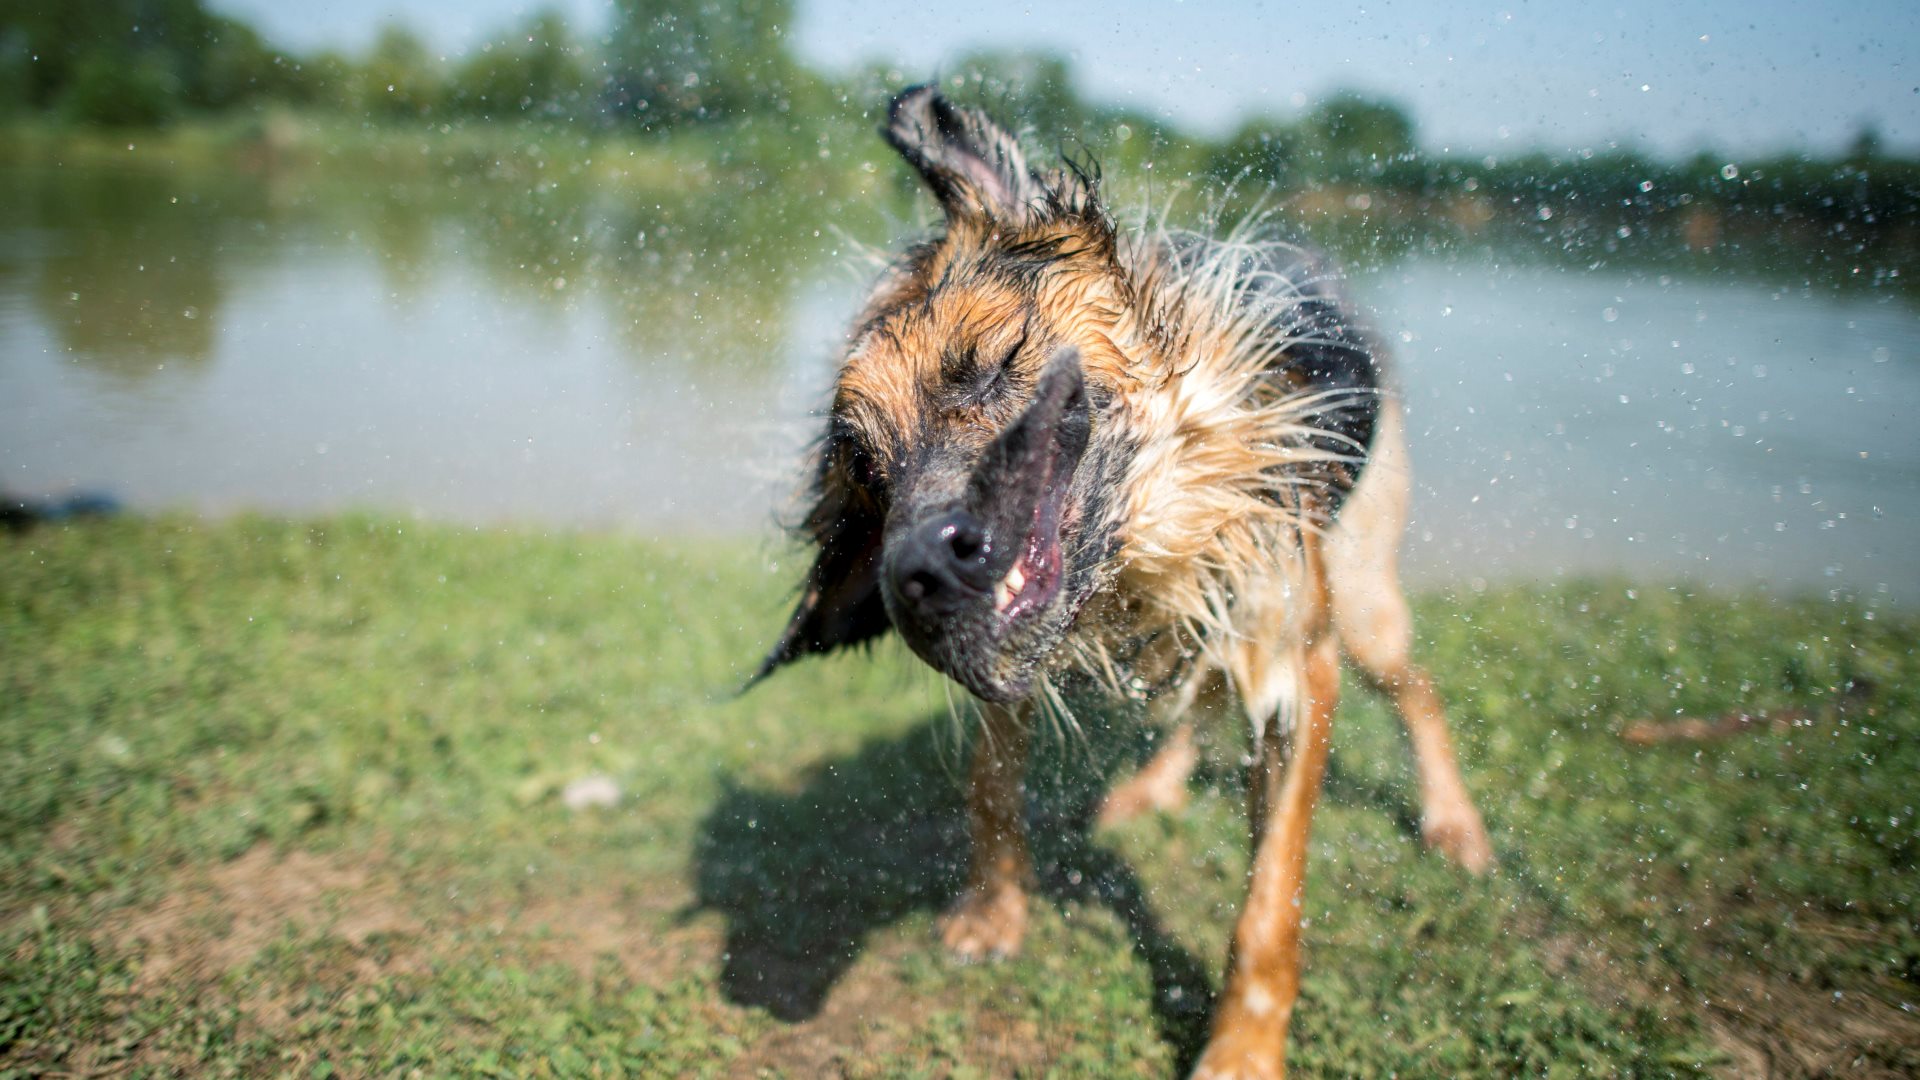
[
  {"xmin": 885, "ymin": 85, "xmax": 1045, "ymax": 222},
  {"xmin": 746, "ymin": 515, "xmax": 891, "ymax": 689}
]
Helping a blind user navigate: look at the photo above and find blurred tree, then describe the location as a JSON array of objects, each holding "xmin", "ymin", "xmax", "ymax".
[
  {"xmin": 449, "ymin": 9, "xmax": 587, "ymax": 119},
  {"xmin": 0, "ymin": 0, "xmax": 302, "ymax": 122},
  {"xmin": 602, "ymin": 0, "xmax": 801, "ymax": 127},
  {"xmin": 1302, "ymin": 91, "xmax": 1416, "ymax": 176},
  {"xmin": 1, "ymin": 0, "xmax": 200, "ymax": 118},
  {"xmin": 942, "ymin": 49, "xmax": 1084, "ymax": 140},
  {"xmin": 353, "ymin": 25, "xmax": 442, "ymax": 120},
  {"xmin": 0, "ymin": 24, "xmax": 32, "ymax": 116},
  {"xmin": 190, "ymin": 15, "xmax": 297, "ymax": 109},
  {"xmin": 1847, "ymin": 124, "xmax": 1883, "ymax": 163},
  {"xmin": 60, "ymin": 49, "xmax": 181, "ymax": 126},
  {"xmin": 285, "ymin": 49, "xmax": 357, "ymax": 111},
  {"xmin": 1207, "ymin": 117, "xmax": 1310, "ymax": 188}
]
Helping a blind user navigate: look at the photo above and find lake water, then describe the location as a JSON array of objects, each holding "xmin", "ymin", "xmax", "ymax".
[{"xmin": 3, "ymin": 160, "xmax": 1916, "ymax": 605}]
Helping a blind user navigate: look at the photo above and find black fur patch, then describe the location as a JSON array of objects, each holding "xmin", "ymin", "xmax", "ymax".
[
  {"xmin": 1283, "ymin": 295, "xmax": 1383, "ymax": 466},
  {"xmin": 1224, "ymin": 240, "xmax": 1383, "ymax": 512}
]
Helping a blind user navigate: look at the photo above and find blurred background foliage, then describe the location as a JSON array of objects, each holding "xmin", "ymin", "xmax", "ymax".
[{"xmin": 0, "ymin": 0, "xmax": 1915, "ymax": 288}]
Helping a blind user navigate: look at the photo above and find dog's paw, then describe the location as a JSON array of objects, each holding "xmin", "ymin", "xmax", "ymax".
[
  {"xmin": 1094, "ymin": 768, "xmax": 1190, "ymax": 829},
  {"xmin": 1188, "ymin": 1031, "xmax": 1286, "ymax": 1080},
  {"xmin": 1095, "ymin": 727, "xmax": 1198, "ymax": 829},
  {"xmin": 1189, "ymin": 1062, "xmax": 1284, "ymax": 1080},
  {"xmin": 939, "ymin": 884, "xmax": 1028, "ymax": 961},
  {"xmin": 1422, "ymin": 806, "xmax": 1495, "ymax": 874}
]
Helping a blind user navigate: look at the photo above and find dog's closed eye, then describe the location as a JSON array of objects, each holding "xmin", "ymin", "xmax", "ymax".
[
  {"xmin": 846, "ymin": 445, "xmax": 883, "ymax": 494},
  {"xmin": 944, "ymin": 329, "xmax": 1026, "ymax": 410},
  {"xmin": 824, "ymin": 416, "xmax": 890, "ymax": 501}
]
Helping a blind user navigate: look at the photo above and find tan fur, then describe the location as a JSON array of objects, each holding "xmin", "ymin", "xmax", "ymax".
[
  {"xmin": 841, "ymin": 212, "xmax": 1362, "ymax": 709},
  {"xmin": 772, "ymin": 90, "xmax": 1496, "ymax": 1077},
  {"xmin": 1102, "ymin": 401, "xmax": 1495, "ymax": 861},
  {"xmin": 840, "ymin": 211, "xmax": 1471, "ymax": 1074}
]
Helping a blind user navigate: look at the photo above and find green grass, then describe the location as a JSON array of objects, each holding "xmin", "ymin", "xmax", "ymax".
[{"xmin": 2, "ymin": 516, "xmax": 1916, "ymax": 1077}]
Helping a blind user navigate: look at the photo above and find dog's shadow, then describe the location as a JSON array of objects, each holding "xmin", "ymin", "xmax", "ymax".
[{"xmin": 689, "ymin": 711, "xmax": 1217, "ymax": 1062}]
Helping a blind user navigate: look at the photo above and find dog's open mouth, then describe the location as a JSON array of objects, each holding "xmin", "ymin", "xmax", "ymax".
[
  {"xmin": 972, "ymin": 349, "xmax": 1086, "ymax": 632},
  {"xmin": 881, "ymin": 347, "xmax": 1091, "ymax": 702},
  {"xmin": 989, "ymin": 471, "xmax": 1069, "ymax": 623}
]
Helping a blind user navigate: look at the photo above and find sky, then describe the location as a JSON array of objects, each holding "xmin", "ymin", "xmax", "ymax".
[{"xmin": 210, "ymin": 0, "xmax": 1920, "ymax": 158}]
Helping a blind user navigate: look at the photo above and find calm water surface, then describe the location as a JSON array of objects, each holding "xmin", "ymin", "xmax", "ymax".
[{"xmin": 3, "ymin": 161, "xmax": 1915, "ymax": 603}]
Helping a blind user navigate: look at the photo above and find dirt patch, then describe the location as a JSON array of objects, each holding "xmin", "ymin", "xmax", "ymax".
[
  {"xmin": 509, "ymin": 881, "xmax": 722, "ymax": 985},
  {"xmin": 1700, "ymin": 963, "xmax": 1920, "ymax": 1078},
  {"xmin": 105, "ymin": 844, "xmax": 721, "ymax": 1034},
  {"xmin": 115, "ymin": 845, "xmax": 418, "ymax": 990},
  {"xmin": 106, "ymin": 844, "xmax": 425, "ymax": 1036},
  {"xmin": 1558, "ymin": 931, "xmax": 1920, "ymax": 1079},
  {"xmin": 724, "ymin": 935, "xmax": 1054, "ymax": 1079},
  {"xmin": 1632, "ymin": 865, "xmax": 1920, "ymax": 1077},
  {"xmin": 1524, "ymin": 887, "xmax": 1920, "ymax": 1078}
]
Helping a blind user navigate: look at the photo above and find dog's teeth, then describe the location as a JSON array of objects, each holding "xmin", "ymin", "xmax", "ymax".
[{"xmin": 993, "ymin": 563, "xmax": 1028, "ymax": 613}]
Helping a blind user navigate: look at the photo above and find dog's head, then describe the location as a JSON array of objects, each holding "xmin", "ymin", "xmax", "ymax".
[{"xmin": 754, "ymin": 86, "xmax": 1131, "ymax": 702}]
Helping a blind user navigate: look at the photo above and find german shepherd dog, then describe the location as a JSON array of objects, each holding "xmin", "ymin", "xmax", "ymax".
[{"xmin": 754, "ymin": 87, "xmax": 1494, "ymax": 1077}]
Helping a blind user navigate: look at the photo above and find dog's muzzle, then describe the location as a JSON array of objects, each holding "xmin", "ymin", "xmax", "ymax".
[{"xmin": 881, "ymin": 348, "xmax": 1091, "ymax": 700}]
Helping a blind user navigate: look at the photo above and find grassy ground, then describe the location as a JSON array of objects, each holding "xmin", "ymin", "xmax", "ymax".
[{"xmin": 1, "ymin": 516, "xmax": 1915, "ymax": 1077}]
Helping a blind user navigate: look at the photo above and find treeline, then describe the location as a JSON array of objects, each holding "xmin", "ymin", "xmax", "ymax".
[
  {"xmin": 2, "ymin": 0, "xmax": 1915, "ymax": 277},
  {"xmin": 0, "ymin": 0, "xmax": 820, "ymax": 129},
  {"xmin": 1, "ymin": 0, "xmax": 305, "ymax": 125},
  {"xmin": 0, "ymin": 1, "xmax": 1441, "ymax": 163}
]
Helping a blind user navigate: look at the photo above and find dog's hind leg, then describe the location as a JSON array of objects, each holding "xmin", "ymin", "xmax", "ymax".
[
  {"xmin": 1326, "ymin": 404, "xmax": 1494, "ymax": 873},
  {"xmin": 940, "ymin": 698, "xmax": 1033, "ymax": 961}
]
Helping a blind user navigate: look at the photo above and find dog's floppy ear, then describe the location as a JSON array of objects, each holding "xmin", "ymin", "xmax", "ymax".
[
  {"xmin": 747, "ymin": 507, "xmax": 891, "ymax": 688},
  {"xmin": 885, "ymin": 85, "xmax": 1045, "ymax": 222}
]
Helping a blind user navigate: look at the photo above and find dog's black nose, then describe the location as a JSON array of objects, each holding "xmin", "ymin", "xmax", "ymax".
[{"xmin": 890, "ymin": 509, "xmax": 994, "ymax": 614}]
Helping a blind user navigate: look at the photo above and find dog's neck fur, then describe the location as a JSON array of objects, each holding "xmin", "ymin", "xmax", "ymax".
[{"xmin": 994, "ymin": 217, "xmax": 1364, "ymax": 694}]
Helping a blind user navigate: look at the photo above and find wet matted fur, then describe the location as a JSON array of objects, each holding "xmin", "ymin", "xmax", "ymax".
[{"xmin": 754, "ymin": 86, "xmax": 1494, "ymax": 1078}]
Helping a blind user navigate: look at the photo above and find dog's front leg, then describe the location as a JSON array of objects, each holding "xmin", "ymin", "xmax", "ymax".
[
  {"xmin": 940, "ymin": 698, "xmax": 1033, "ymax": 961},
  {"xmin": 1192, "ymin": 638, "xmax": 1340, "ymax": 1080}
]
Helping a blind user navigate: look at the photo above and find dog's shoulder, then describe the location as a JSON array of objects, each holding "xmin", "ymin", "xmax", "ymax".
[
  {"xmin": 1247, "ymin": 241, "xmax": 1384, "ymax": 474},
  {"xmin": 1128, "ymin": 227, "xmax": 1385, "ymax": 508}
]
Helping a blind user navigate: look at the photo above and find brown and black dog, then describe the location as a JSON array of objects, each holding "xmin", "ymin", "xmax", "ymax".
[{"xmin": 753, "ymin": 86, "xmax": 1493, "ymax": 1077}]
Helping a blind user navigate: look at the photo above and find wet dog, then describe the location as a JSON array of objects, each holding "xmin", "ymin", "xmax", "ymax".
[{"xmin": 753, "ymin": 86, "xmax": 1493, "ymax": 1077}]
